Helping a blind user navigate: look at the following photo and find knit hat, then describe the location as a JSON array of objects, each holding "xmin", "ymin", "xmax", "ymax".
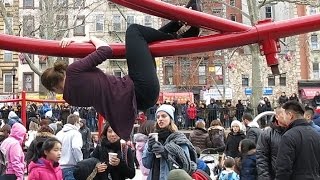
[
  {"xmin": 168, "ymin": 169, "xmax": 192, "ymax": 180},
  {"xmin": 156, "ymin": 104, "xmax": 175, "ymax": 120},
  {"xmin": 231, "ymin": 120, "xmax": 242, "ymax": 128},
  {"xmin": 48, "ymin": 123, "xmax": 57, "ymax": 134}
]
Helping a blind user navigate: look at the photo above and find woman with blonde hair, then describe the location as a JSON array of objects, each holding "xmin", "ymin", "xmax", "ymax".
[{"xmin": 142, "ymin": 104, "xmax": 197, "ymax": 180}]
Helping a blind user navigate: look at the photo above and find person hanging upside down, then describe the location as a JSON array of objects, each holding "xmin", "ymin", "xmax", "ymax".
[{"xmin": 41, "ymin": 0, "xmax": 202, "ymax": 140}]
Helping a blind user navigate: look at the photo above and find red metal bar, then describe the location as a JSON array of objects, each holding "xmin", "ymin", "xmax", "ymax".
[
  {"xmin": 21, "ymin": 91, "xmax": 27, "ymax": 128},
  {"xmin": 98, "ymin": 114, "xmax": 104, "ymax": 136},
  {"xmin": 0, "ymin": 99, "xmax": 23, "ymax": 103},
  {"xmin": 110, "ymin": 0, "xmax": 251, "ymax": 32},
  {"xmin": 1, "ymin": 14, "xmax": 320, "ymax": 58}
]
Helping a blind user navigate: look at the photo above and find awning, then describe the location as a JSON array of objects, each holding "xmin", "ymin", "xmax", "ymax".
[{"xmin": 300, "ymin": 88, "xmax": 320, "ymax": 99}]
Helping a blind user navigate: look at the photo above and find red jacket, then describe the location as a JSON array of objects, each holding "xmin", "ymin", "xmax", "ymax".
[
  {"xmin": 187, "ymin": 106, "xmax": 197, "ymax": 120},
  {"xmin": 28, "ymin": 158, "xmax": 63, "ymax": 180}
]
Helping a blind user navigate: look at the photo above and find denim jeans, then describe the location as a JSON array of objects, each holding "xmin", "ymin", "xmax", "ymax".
[{"xmin": 62, "ymin": 167, "xmax": 76, "ymax": 180}]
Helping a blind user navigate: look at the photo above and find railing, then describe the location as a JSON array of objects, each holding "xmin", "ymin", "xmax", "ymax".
[{"xmin": 0, "ymin": 91, "xmax": 104, "ymax": 134}]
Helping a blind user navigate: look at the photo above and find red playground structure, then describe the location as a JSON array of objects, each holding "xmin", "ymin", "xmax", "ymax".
[{"xmin": 0, "ymin": 0, "xmax": 320, "ymax": 131}]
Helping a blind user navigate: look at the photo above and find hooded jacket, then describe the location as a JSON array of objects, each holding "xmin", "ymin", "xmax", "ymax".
[
  {"xmin": 7, "ymin": 111, "xmax": 22, "ymax": 127},
  {"xmin": 28, "ymin": 158, "xmax": 63, "ymax": 180},
  {"xmin": 246, "ymin": 121, "xmax": 262, "ymax": 144},
  {"xmin": 256, "ymin": 118, "xmax": 285, "ymax": 180},
  {"xmin": 0, "ymin": 123, "xmax": 26, "ymax": 180},
  {"xmin": 56, "ymin": 124, "xmax": 83, "ymax": 169}
]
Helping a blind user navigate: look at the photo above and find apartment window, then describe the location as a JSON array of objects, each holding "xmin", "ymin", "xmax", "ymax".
[
  {"xmin": 144, "ymin": 16, "xmax": 152, "ymax": 27},
  {"xmin": 4, "ymin": 51, "xmax": 12, "ymax": 61},
  {"xmin": 165, "ymin": 65, "xmax": 174, "ymax": 85},
  {"xmin": 265, "ymin": 6, "xmax": 272, "ymax": 18},
  {"xmin": 310, "ymin": 7, "xmax": 317, "ymax": 15},
  {"xmin": 113, "ymin": 70, "xmax": 122, "ymax": 78},
  {"xmin": 212, "ymin": 8, "xmax": 223, "ymax": 17},
  {"xmin": 95, "ymin": 14, "xmax": 104, "ymax": 32},
  {"xmin": 313, "ymin": 61, "xmax": 320, "ymax": 79},
  {"xmin": 3, "ymin": 0, "xmax": 13, "ymax": 6},
  {"xmin": 242, "ymin": 74, "xmax": 249, "ymax": 86},
  {"xmin": 214, "ymin": 65, "xmax": 223, "ymax": 85},
  {"xmin": 230, "ymin": 14, "xmax": 236, "ymax": 21},
  {"xmin": 4, "ymin": 16, "xmax": 13, "ymax": 34},
  {"xmin": 113, "ymin": 15, "xmax": 121, "ymax": 31},
  {"xmin": 23, "ymin": 0, "xmax": 34, "ymax": 8},
  {"xmin": 311, "ymin": 34, "xmax": 319, "ymax": 49},
  {"xmin": 126, "ymin": 15, "xmax": 134, "ymax": 28},
  {"xmin": 3, "ymin": 73, "xmax": 13, "ymax": 93},
  {"xmin": 23, "ymin": 73, "xmax": 34, "ymax": 92},
  {"xmin": 74, "ymin": 0, "xmax": 85, "ymax": 8},
  {"xmin": 57, "ymin": 0, "xmax": 68, "ymax": 7},
  {"xmin": 279, "ymin": 73, "xmax": 286, "ymax": 86},
  {"xmin": 74, "ymin": 16, "xmax": 85, "ymax": 36},
  {"xmin": 56, "ymin": 15, "xmax": 68, "ymax": 29},
  {"xmin": 23, "ymin": 15, "xmax": 35, "ymax": 37},
  {"xmin": 230, "ymin": 0, "xmax": 235, "ymax": 6},
  {"xmin": 198, "ymin": 65, "xmax": 206, "ymax": 85},
  {"xmin": 268, "ymin": 75, "xmax": 275, "ymax": 86},
  {"xmin": 20, "ymin": 53, "xmax": 34, "ymax": 64}
]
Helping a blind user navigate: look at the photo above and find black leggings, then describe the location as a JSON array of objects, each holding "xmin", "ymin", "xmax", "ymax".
[{"xmin": 125, "ymin": 23, "xmax": 182, "ymax": 110}]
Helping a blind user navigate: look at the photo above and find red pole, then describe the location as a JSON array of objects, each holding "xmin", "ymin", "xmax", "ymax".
[
  {"xmin": 98, "ymin": 114, "xmax": 104, "ymax": 136},
  {"xmin": 21, "ymin": 91, "xmax": 27, "ymax": 128}
]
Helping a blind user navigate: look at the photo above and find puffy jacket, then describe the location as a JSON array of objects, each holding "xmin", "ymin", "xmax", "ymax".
[
  {"xmin": 28, "ymin": 158, "xmax": 63, "ymax": 180},
  {"xmin": 240, "ymin": 151, "xmax": 257, "ymax": 180},
  {"xmin": 246, "ymin": 121, "xmax": 262, "ymax": 144},
  {"xmin": 225, "ymin": 131, "xmax": 245, "ymax": 158},
  {"xmin": 187, "ymin": 105, "xmax": 197, "ymax": 120},
  {"xmin": 256, "ymin": 120, "xmax": 285, "ymax": 180},
  {"xmin": 0, "ymin": 123, "xmax": 26, "ymax": 180},
  {"xmin": 275, "ymin": 119, "xmax": 320, "ymax": 180},
  {"xmin": 189, "ymin": 128, "xmax": 210, "ymax": 151},
  {"xmin": 313, "ymin": 113, "xmax": 320, "ymax": 127}
]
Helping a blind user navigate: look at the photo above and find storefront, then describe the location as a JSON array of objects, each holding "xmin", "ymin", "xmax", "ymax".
[{"xmin": 298, "ymin": 80, "xmax": 320, "ymax": 105}]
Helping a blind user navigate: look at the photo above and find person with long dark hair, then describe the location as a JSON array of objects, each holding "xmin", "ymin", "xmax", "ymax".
[
  {"xmin": 40, "ymin": 0, "xmax": 201, "ymax": 140},
  {"xmin": 237, "ymin": 139, "xmax": 257, "ymax": 180},
  {"xmin": 28, "ymin": 138, "xmax": 63, "ymax": 180}
]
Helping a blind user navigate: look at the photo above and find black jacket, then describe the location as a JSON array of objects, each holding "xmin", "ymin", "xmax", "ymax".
[
  {"xmin": 275, "ymin": 119, "xmax": 320, "ymax": 180},
  {"xmin": 256, "ymin": 120, "xmax": 285, "ymax": 180},
  {"xmin": 246, "ymin": 124, "xmax": 262, "ymax": 144},
  {"xmin": 225, "ymin": 131, "xmax": 245, "ymax": 158},
  {"xmin": 91, "ymin": 138, "xmax": 135, "ymax": 180}
]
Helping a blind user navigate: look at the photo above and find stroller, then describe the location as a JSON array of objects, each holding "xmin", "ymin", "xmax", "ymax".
[{"xmin": 200, "ymin": 148, "xmax": 223, "ymax": 180}]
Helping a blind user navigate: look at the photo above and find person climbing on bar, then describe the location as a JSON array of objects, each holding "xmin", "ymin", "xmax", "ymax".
[{"xmin": 40, "ymin": 0, "xmax": 202, "ymax": 140}]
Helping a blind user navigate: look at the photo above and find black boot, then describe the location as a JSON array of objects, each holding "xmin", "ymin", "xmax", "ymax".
[{"xmin": 180, "ymin": 26, "xmax": 200, "ymax": 38}]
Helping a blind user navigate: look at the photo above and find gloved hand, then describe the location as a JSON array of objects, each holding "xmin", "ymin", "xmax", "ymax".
[
  {"xmin": 151, "ymin": 142, "xmax": 165, "ymax": 155},
  {"xmin": 147, "ymin": 136, "xmax": 156, "ymax": 151}
]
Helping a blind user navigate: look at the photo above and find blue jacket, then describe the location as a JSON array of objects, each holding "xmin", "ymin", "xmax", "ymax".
[
  {"xmin": 142, "ymin": 143, "xmax": 191, "ymax": 180},
  {"xmin": 240, "ymin": 153, "xmax": 257, "ymax": 180},
  {"xmin": 310, "ymin": 121, "xmax": 320, "ymax": 134},
  {"xmin": 313, "ymin": 114, "xmax": 320, "ymax": 127}
]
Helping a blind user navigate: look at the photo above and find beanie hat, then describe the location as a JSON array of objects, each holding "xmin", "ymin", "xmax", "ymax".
[
  {"xmin": 231, "ymin": 120, "xmax": 242, "ymax": 128},
  {"xmin": 156, "ymin": 104, "xmax": 175, "ymax": 121},
  {"xmin": 48, "ymin": 123, "xmax": 57, "ymax": 134},
  {"xmin": 168, "ymin": 169, "xmax": 192, "ymax": 180}
]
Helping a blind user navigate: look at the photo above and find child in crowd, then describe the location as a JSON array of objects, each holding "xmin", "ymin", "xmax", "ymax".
[
  {"xmin": 238, "ymin": 139, "xmax": 257, "ymax": 180},
  {"xmin": 28, "ymin": 137, "xmax": 63, "ymax": 180},
  {"xmin": 218, "ymin": 157, "xmax": 239, "ymax": 180}
]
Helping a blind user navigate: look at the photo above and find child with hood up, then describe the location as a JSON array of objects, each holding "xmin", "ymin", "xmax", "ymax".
[{"xmin": 8, "ymin": 111, "xmax": 22, "ymax": 127}]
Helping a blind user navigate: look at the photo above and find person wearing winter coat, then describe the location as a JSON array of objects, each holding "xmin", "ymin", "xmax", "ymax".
[
  {"xmin": 242, "ymin": 113, "xmax": 262, "ymax": 144},
  {"xmin": 143, "ymin": 104, "xmax": 198, "ymax": 180},
  {"xmin": 0, "ymin": 124, "xmax": 10, "ymax": 144},
  {"xmin": 275, "ymin": 101, "xmax": 320, "ymax": 180},
  {"xmin": 28, "ymin": 137, "xmax": 63, "ymax": 180},
  {"xmin": 7, "ymin": 111, "xmax": 22, "ymax": 127},
  {"xmin": 134, "ymin": 120, "xmax": 156, "ymax": 180},
  {"xmin": 207, "ymin": 120, "xmax": 226, "ymax": 153},
  {"xmin": 189, "ymin": 119, "xmax": 210, "ymax": 151},
  {"xmin": 56, "ymin": 114, "xmax": 83, "ymax": 180},
  {"xmin": 278, "ymin": 92, "xmax": 288, "ymax": 106},
  {"xmin": 26, "ymin": 125, "xmax": 55, "ymax": 167},
  {"xmin": 91, "ymin": 123, "xmax": 135, "ymax": 180},
  {"xmin": 79, "ymin": 119, "xmax": 92, "ymax": 159},
  {"xmin": 256, "ymin": 107, "xmax": 286, "ymax": 180},
  {"xmin": 187, "ymin": 103, "xmax": 197, "ymax": 129},
  {"xmin": 225, "ymin": 120, "xmax": 245, "ymax": 158},
  {"xmin": 238, "ymin": 139, "xmax": 257, "ymax": 180},
  {"xmin": 29, "ymin": 117, "xmax": 40, "ymax": 131},
  {"xmin": 0, "ymin": 123, "xmax": 26, "ymax": 180}
]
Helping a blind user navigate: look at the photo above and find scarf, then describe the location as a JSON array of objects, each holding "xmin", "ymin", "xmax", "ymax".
[
  {"xmin": 163, "ymin": 132, "xmax": 197, "ymax": 174},
  {"xmin": 157, "ymin": 128, "xmax": 171, "ymax": 144},
  {"xmin": 100, "ymin": 138, "xmax": 129, "ymax": 165}
]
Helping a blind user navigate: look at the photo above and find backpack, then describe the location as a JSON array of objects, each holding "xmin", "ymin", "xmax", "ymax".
[
  {"xmin": 192, "ymin": 169, "xmax": 212, "ymax": 180},
  {"xmin": 209, "ymin": 129, "xmax": 225, "ymax": 148}
]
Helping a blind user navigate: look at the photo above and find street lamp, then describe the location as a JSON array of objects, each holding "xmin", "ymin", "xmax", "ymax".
[{"xmin": 11, "ymin": 67, "xmax": 17, "ymax": 99}]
